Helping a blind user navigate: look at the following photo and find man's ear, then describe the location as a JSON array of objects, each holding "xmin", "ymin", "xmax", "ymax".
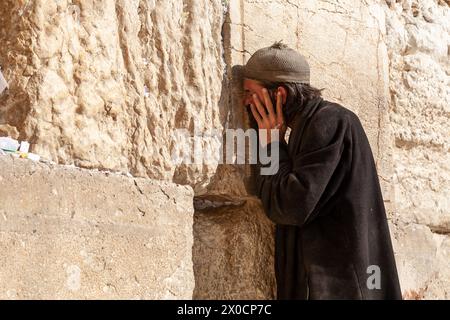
[{"xmin": 276, "ymin": 86, "xmax": 287, "ymax": 105}]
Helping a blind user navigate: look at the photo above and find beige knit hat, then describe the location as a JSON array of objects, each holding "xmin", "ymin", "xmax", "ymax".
[{"xmin": 242, "ymin": 41, "xmax": 310, "ymax": 84}]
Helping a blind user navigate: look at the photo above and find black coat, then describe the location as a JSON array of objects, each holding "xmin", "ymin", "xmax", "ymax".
[{"xmin": 255, "ymin": 97, "xmax": 402, "ymax": 300}]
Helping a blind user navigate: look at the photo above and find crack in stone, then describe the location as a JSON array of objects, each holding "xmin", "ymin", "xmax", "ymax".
[
  {"xmin": 429, "ymin": 226, "xmax": 450, "ymax": 236},
  {"xmin": 137, "ymin": 207, "xmax": 146, "ymax": 217},
  {"xmin": 193, "ymin": 194, "xmax": 246, "ymax": 211},
  {"xmin": 133, "ymin": 180, "xmax": 144, "ymax": 195},
  {"xmin": 161, "ymin": 188, "xmax": 171, "ymax": 200}
]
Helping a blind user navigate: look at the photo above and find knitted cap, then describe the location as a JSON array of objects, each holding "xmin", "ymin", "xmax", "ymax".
[{"xmin": 242, "ymin": 41, "xmax": 310, "ymax": 84}]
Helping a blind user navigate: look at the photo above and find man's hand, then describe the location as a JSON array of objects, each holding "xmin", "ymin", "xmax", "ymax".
[{"xmin": 249, "ymin": 88, "xmax": 287, "ymax": 146}]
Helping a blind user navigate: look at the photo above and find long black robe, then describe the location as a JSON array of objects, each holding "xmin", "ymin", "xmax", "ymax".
[{"xmin": 255, "ymin": 97, "xmax": 402, "ymax": 300}]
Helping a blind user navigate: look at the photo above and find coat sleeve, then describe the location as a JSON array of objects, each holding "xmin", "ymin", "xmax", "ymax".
[{"xmin": 255, "ymin": 109, "xmax": 349, "ymax": 227}]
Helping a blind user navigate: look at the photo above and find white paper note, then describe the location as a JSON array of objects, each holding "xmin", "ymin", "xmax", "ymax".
[
  {"xmin": 0, "ymin": 69, "xmax": 8, "ymax": 95},
  {"xmin": 19, "ymin": 141, "xmax": 30, "ymax": 153}
]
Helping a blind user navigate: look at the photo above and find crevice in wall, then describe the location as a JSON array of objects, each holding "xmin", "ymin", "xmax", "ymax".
[{"xmin": 190, "ymin": 0, "xmax": 276, "ymax": 300}]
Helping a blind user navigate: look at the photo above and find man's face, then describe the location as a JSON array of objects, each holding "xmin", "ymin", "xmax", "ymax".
[{"xmin": 242, "ymin": 78, "xmax": 267, "ymax": 108}]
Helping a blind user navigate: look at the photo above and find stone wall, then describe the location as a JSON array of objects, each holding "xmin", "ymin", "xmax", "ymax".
[
  {"xmin": 0, "ymin": 0, "xmax": 448, "ymax": 299},
  {"xmin": 0, "ymin": 0, "xmax": 225, "ymax": 194},
  {"xmin": 220, "ymin": 0, "xmax": 393, "ymax": 200},
  {"xmin": 196, "ymin": 0, "xmax": 395, "ymax": 299},
  {"xmin": 384, "ymin": 0, "xmax": 450, "ymax": 299}
]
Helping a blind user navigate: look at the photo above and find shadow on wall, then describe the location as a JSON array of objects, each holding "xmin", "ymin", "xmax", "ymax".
[
  {"xmin": 190, "ymin": 71, "xmax": 277, "ymax": 299},
  {"xmin": 192, "ymin": 196, "xmax": 276, "ymax": 299},
  {"xmin": 189, "ymin": 15, "xmax": 277, "ymax": 298}
]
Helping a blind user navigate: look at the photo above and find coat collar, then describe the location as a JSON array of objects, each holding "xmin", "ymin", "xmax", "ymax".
[{"xmin": 287, "ymin": 96, "xmax": 324, "ymax": 154}]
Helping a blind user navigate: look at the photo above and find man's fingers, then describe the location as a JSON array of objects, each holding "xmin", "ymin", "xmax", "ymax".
[
  {"xmin": 262, "ymin": 88, "xmax": 275, "ymax": 119},
  {"xmin": 249, "ymin": 104, "xmax": 262, "ymax": 126},
  {"xmin": 252, "ymin": 94, "xmax": 268, "ymax": 121},
  {"xmin": 276, "ymin": 91, "xmax": 284, "ymax": 125}
]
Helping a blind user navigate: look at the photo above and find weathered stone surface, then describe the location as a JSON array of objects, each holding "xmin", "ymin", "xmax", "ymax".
[
  {"xmin": 0, "ymin": 155, "xmax": 194, "ymax": 299},
  {"xmin": 193, "ymin": 196, "xmax": 276, "ymax": 299},
  {"xmin": 0, "ymin": 0, "xmax": 448, "ymax": 300},
  {"xmin": 385, "ymin": 0, "xmax": 450, "ymax": 230},
  {"xmin": 0, "ymin": 0, "xmax": 225, "ymax": 194},
  {"xmin": 391, "ymin": 222, "xmax": 450, "ymax": 299},
  {"xmin": 384, "ymin": 0, "xmax": 450, "ymax": 298}
]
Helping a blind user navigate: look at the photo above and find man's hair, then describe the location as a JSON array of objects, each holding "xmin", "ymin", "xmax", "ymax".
[{"xmin": 257, "ymin": 80, "xmax": 324, "ymax": 123}]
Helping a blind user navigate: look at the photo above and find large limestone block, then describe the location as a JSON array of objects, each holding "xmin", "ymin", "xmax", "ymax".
[
  {"xmin": 0, "ymin": 0, "xmax": 225, "ymax": 193},
  {"xmin": 384, "ymin": 0, "xmax": 450, "ymax": 299},
  {"xmin": 391, "ymin": 222, "xmax": 450, "ymax": 299},
  {"xmin": 384, "ymin": 0, "xmax": 450, "ymax": 231},
  {"xmin": 0, "ymin": 156, "xmax": 194, "ymax": 299},
  {"xmin": 212, "ymin": 0, "xmax": 394, "ymax": 207},
  {"xmin": 193, "ymin": 196, "xmax": 276, "ymax": 299}
]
